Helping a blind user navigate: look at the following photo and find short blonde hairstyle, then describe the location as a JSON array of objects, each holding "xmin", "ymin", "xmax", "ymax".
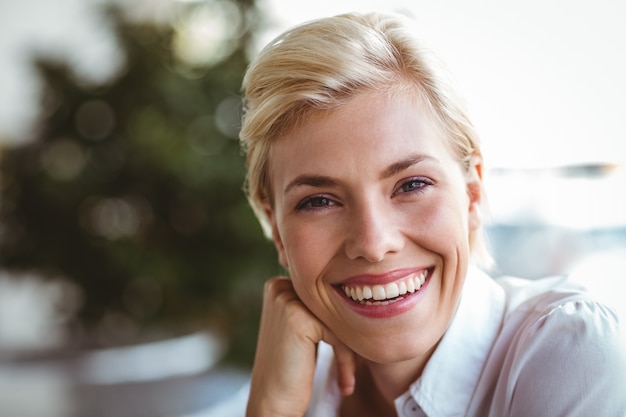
[{"xmin": 240, "ymin": 12, "xmax": 491, "ymax": 266}]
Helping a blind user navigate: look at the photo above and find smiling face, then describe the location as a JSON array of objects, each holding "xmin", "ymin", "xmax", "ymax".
[{"xmin": 264, "ymin": 90, "xmax": 482, "ymax": 364}]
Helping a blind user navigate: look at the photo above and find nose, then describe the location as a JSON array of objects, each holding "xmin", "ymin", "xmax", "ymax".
[{"xmin": 344, "ymin": 200, "xmax": 404, "ymax": 262}]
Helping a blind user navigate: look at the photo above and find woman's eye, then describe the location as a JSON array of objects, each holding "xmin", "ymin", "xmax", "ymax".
[
  {"xmin": 397, "ymin": 178, "xmax": 432, "ymax": 194},
  {"xmin": 296, "ymin": 196, "xmax": 335, "ymax": 211}
]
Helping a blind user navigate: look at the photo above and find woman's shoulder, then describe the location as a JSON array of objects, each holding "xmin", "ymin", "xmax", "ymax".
[
  {"xmin": 496, "ymin": 274, "xmax": 592, "ymax": 313},
  {"xmin": 495, "ymin": 274, "xmax": 624, "ymax": 363},
  {"xmin": 490, "ymin": 274, "xmax": 626, "ymax": 416}
]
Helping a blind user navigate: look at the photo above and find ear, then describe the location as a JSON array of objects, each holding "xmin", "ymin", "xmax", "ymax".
[
  {"xmin": 263, "ymin": 203, "xmax": 289, "ymax": 269},
  {"xmin": 466, "ymin": 154, "xmax": 483, "ymax": 232}
]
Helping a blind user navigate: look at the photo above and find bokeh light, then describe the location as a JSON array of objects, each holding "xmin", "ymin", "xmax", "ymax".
[{"xmin": 173, "ymin": 0, "xmax": 243, "ymax": 69}]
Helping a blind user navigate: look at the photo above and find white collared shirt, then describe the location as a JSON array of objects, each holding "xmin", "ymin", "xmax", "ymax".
[{"xmin": 305, "ymin": 268, "xmax": 626, "ymax": 417}]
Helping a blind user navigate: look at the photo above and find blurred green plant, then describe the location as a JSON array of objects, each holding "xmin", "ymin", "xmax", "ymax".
[{"xmin": 0, "ymin": 0, "xmax": 277, "ymax": 366}]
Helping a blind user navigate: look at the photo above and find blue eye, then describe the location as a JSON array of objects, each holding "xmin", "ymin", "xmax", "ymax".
[
  {"xmin": 402, "ymin": 180, "xmax": 424, "ymax": 192},
  {"xmin": 397, "ymin": 177, "xmax": 433, "ymax": 195},
  {"xmin": 296, "ymin": 196, "xmax": 335, "ymax": 211}
]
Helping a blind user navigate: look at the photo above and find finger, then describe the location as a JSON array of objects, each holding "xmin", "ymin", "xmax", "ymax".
[
  {"xmin": 323, "ymin": 329, "xmax": 356, "ymax": 396},
  {"xmin": 263, "ymin": 276, "xmax": 294, "ymax": 298},
  {"xmin": 248, "ymin": 276, "xmax": 319, "ymax": 416},
  {"xmin": 333, "ymin": 342, "xmax": 356, "ymax": 396}
]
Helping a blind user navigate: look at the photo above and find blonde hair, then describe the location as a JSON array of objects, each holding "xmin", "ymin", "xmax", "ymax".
[{"xmin": 240, "ymin": 12, "xmax": 491, "ymax": 266}]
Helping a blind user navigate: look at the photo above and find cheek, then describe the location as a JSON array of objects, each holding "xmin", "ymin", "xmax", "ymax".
[
  {"xmin": 281, "ymin": 222, "xmax": 336, "ymax": 280},
  {"xmin": 282, "ymin": 224, "xmax": 340, "ymax": 316},
  {"xmin": 408, "ymin": 195, "xmax": 471, "ymax": 254}
]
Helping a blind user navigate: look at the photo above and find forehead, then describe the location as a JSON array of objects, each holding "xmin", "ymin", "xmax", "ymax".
[{"xmin": 268, "ymin": 91, "xmax": 455, "ymax": 179}]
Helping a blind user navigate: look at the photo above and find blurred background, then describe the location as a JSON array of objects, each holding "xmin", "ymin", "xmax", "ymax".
[{"xmin": 0, "ymin": 0, "xmax": 624, "ymax": 416}]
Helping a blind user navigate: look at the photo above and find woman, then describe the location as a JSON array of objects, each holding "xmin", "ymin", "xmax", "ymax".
[{"xmin": 239, "ymin": 12, "xmax": 626, "ymax": 417}]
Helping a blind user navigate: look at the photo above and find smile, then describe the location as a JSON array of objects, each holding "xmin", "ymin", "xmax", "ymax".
[{"xmin": 341, "ymin": 269, "xmax": 429, "ymax": 306}]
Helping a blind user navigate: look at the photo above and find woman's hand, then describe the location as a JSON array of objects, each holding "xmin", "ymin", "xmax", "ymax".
[{"xmin": 246, "ymin": 277, "xmax": 356, "ymax": 417}]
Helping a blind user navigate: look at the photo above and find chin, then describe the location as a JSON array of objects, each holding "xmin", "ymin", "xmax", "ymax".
[{"xmin": 354, "ymin": 337, "xmax": 437, "ymax": 365}]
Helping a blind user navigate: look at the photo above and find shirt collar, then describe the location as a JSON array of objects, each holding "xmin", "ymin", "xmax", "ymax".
[{"xmin": 396, "ymin": 267, "xmax": 506, "ymax": 417}]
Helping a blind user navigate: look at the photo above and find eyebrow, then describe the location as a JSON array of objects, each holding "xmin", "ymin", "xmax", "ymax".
[
  {"xmin": 283, "ymin": 153, "xmax": 437, "ymax": 195},
  {"xmin": 284, "ymin": 175, "xmax": 339, "ymax": 195},
  {"xmin": 380, "ymin": 153, "xmax": 437, "ymax": 180}
]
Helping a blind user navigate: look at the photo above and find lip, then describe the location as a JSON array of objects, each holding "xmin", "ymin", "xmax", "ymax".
[
  {"xmin": 336, "ymin": 267, "xmax": 430, "ymax": 286},
  {"xmin": 334, "ymin": 267, "xmax": 433, "ymax": 319}
]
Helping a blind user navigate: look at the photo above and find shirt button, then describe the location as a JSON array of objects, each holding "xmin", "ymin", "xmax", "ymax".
[{"xmin": 401, "ymin": 397, "xmax": 426, "ymax": 417}]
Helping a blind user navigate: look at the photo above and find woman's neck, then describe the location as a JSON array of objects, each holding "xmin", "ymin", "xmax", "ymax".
[
  {"xmin": 365, "ymin": 344, "xmax": 436, "ymax": 405},
  {"xmin": 340, "ymin": 353, "xmax": 433, "ymax": 417}
]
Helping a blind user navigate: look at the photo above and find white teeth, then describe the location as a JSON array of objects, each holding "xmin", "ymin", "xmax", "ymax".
[
  {"xmin": 372, "ymin": 285, "xmax": 386, "ymax": 301},
  {"xmin": 398, "ymin": 281, "xmax": 407, "ymax": 295},
  {"xmin": 364, "ymin": 298, "xmax": 402, "ymax": 306},
  {"xmin": 385, "ymin": 282, "xmax": 399, "ymax": 299},
  {"xmin": 342, "ymin": 270, "xmax": 430, "ymax": 304},
  {"xmin": 406, "ymin": 278, "xmax": 416, "ymax": 293},
  {"xmin": 362, "ymin": 286, "xmax": 372, "ymax": 300}
]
